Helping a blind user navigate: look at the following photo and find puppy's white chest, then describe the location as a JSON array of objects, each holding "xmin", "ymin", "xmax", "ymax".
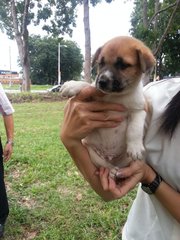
[
  {"xmin": 83, "ymin": 120, "xmax": 128, "ymax": 168},
  {"xmin": 82, "ymin": 91, "xmax": 146, "ymax": 169}
]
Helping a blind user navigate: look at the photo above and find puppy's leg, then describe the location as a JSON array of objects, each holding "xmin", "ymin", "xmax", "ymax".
[
  {"xmin": 60, "ymin": 80, "xmax": 90, "ymax": 98},
  {"xmin": 126, "ymin": 110, "xmax": 146, "ymax": 160}
]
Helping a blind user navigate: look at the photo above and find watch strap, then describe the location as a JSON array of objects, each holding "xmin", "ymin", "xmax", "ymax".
[
  {"xmin": 141, "ymin": 173, "xmax": 163, "ymax": 194},
  {"xmin": 6, "ymin": 140, "xmax": 14, "ymax": 146}
]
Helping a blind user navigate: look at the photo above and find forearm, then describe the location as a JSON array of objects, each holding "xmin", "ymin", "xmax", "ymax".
[
  {"xmin": 61, "ymin": 136, "xmax": 115, "ymax": 201},
  {"xmin": 141, "ymin": 164, "xmax": 180, "ymax": 223},
  {"xmin": 155, "ymin": 180, "xmax": 180, "ymax": 223},
  {"xmin": 142, "ymin": 164, "xmax": 180, "ymax": 223},
  {"xmin": 3, "ymin": 114, "xmax": 14, "ymax": 141},
  {"xmin": 113, "ymin": 161, "xmax": 180, "ymax": 222}
]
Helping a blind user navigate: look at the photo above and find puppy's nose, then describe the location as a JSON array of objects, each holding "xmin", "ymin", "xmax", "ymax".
[
  {"xmin": 112, "ymin": 80, "xmax": 121, "ymax": 91},
  {"xmin": 98, "ymin": 78, "xmax": 108, "ymax": 90}
]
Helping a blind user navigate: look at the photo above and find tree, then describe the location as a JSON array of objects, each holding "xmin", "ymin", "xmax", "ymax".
[
  {"xmin": 29, "ymin": 36, "xmax": 83, "ymax": 85},
  {"xmin": 82, "ymin": 0, "xmax": 114, "ymax": 82},
  {"xmin": 83, "ymin": 0, "xmax": 91, "ymax": 82},
  {"xmin": 0, "ymin": 0, "xmax": 79, "ymax": 91},
  {"xmin": 130, "ymin": 0, "xmax": 180, "ymax": 80}
]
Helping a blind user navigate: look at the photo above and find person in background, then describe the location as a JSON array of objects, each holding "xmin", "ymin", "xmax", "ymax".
[
  {"xmin": 60, "ymin": 77, "xmax": 180, "ymax": 240},
  {"xmin": 0, "ymin": 83, "xmax": 14, "ymax": 238}
]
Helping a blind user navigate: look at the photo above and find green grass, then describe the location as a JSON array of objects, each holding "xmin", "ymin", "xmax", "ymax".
[
  {"xmin": 2, "ymin": 84, "xmax": 52, "ymax": 91},
  {"xmin": 0, "ymin": 101, "xmax": 136, "ymax": 240}
]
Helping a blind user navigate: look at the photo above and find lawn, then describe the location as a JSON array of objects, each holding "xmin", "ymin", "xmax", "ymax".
[
  {"xmin": 2, "ymin": 84, "xmax": 52, "ymax": 91},
  {"xmin": 0, "ymin": 100, "xmax": 136, "ymax": 240}
]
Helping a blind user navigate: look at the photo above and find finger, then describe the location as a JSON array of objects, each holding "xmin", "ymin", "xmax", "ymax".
[
  {"xmin": 108, "ymin": 177, "xmax": 127, "ymax": 198},
  {"xmin": 99, "ymin": 167, "xmax": 110, "ymax": 191},
  {"xmin": 68, "ymin": 88, "xmax": 126, "ymax": 113},
  {"xmin": 90, "ymin": 120, "xmax": 122, "ymax": 129},
  {"xmin": 76, "ymin": 86, "xmax": 105, "ymax": 101},
  {"xmin": 94, "ymin": 168, "xmax": 100, "ymax": 176},
  {"xmin": 85, "ymin": 111, "xmax": 125, "ymax": 122},
  {"xmin": 87, "ymin": 102, "xmax": 126, "ymax": 113},
  {"xmin": 3, "ymin": 154, "xmax": 9, "ymax": 161},
  {"xmin": 115, "ymin": 161, "xmax": 140, "ymax": 179},
  {"xmin": 118, "ymin": 177, "xmax": 138, "ymax": 195},
  {"xmin": 108, "ymin": 177, "xmax": 117, "ymax": 190},
  {"xmin": 4, "ymin": 156, "xmax": 9, "ymax": 162}
]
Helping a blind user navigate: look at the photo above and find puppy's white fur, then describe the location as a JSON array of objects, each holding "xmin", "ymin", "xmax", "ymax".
[{"xmin": 60, "ymin": 36, "xmax": 155, "ymax": 178}]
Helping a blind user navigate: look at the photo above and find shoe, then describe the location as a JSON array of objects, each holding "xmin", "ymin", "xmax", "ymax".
[{"xmin": 0, "ymin": 224, "xmax": 4, "ymax": 238}]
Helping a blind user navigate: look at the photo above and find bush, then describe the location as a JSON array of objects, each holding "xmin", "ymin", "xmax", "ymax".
[{"xmin": 7, "ymin": 92, "xmax": 64, "ymax": 104}]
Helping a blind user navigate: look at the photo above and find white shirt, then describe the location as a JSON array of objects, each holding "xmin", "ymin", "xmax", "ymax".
[
  {"xmin": 122, "ymin": 78, "xmax": 180, "ymax": 240},
  {"xmin": 0, "ymin": 83, "xmax": 14, "ymax": 115}
]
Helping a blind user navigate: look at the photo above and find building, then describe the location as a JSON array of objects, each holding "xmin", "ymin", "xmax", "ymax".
[{"xmin": 0, "ymin": 70, "xmax": 22, "ymax": 84}]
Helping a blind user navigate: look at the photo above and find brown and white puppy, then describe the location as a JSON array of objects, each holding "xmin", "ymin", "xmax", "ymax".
[{"xmin": 60, "ymin": 36, "xmax": 155, "ymax": 179}]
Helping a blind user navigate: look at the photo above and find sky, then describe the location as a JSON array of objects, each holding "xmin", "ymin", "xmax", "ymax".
[{"xmin": 0, "ymin": 0, "xmax": 134, "ymax": 72}]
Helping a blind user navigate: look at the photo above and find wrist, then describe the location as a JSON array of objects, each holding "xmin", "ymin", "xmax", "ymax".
[
  {"xmin": 6, "ymin": 139, "xmax": 14, "ymax": 146},
  {"xmin": 141, "ymin": 165, "xmax": 156, "ymax": 184},
  {"xmin": 141, "ymin": 172, "xmax": 163, "ymax": 194},
  {"xmin": 61, "ymin": 134, "xmax": 82, "ymax": 149}
]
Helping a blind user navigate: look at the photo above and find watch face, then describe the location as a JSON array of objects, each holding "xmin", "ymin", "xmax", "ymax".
[{"xmin": 141, "ymin": 185, "xmax": 153, "ymax": 194}]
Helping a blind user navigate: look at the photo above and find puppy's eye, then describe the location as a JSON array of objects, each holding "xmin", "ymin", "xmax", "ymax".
[
  {"xmin": 99, "ymin": 57, "xmax": 105, "ymax": 68},
  {"xmin": 114, "ymin": 58, "xmax": 131, "ymax": 70}
]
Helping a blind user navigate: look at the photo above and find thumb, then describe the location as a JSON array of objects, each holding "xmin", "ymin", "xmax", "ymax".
[{"xmin": 76, "ymin": 86, "xmax": 105, "ymax": 101}]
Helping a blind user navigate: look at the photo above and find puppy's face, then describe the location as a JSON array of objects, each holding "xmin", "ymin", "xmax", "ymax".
[{"xmin": 92, "ymin": 36, "xmax": 156, "ymax": 94}]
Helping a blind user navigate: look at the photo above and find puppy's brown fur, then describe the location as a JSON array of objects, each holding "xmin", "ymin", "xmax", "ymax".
[
  {"xmin": 92, "ymin": 36, "xmax": 155, "ymax": 94},
  {"xmin": 61, "ymin": 36, "xmax": 156, "ymax": 179}
]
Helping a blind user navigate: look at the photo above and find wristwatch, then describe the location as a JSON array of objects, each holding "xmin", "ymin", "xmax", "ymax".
[
  {"xmin": 6, "ymin": 140, "xmax": 14, "ymax": 146},
  {"xmin": 141, "ymin": 173, "xmax": 163, "ymax": 194}
]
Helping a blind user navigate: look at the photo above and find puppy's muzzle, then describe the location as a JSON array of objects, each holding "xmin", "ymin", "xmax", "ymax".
[{"xmin": 96, "ymin": 72, "xmax": 124, "ymax": 93}]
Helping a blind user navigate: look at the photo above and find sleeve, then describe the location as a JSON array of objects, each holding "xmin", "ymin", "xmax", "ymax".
[{"xmin": 0, "ymin": 83, "xmax": 15, "ymax": 115}]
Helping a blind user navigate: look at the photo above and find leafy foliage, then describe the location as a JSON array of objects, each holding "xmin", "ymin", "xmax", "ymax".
[
  {"xmin": 77, "ymin": 0, "xmax": 114, "ymax": 7},
  {"xmin": 159, "ymin": 32, "xmax": 180, "ymax": 77},
  {"xmin": 0, "ymin": 0, "xmax": 81, "ymax": 91},
  {"xmin": 29, "ymin": 36, "xmax": 83, "ymax": 84},
  {"xmin": 130, "ymin": 0, "xmax": 180, "ymax": 78},
  {"xmin": 0, "ymin": 0, "xmax": 80, "ymax": 39}
]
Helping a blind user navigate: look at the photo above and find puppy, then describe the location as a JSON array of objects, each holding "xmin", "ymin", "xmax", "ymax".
[{"xmin": 60, "ymin": 36, "xmax": 155, "ymax": 179}]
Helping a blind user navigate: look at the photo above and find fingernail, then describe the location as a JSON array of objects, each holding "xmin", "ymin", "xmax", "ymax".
[{"xmin": 116, "ymin": 171, "xmax": 124, "ymax": 178}]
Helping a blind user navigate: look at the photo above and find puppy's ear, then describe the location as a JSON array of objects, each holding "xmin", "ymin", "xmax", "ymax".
[
  {"xmin": 137, "ymin": 48, "xmax": 156, "ymax": 73},
  {"xmin": 92, "ymin": 47, "xmax": 102, "ymax": 68}
]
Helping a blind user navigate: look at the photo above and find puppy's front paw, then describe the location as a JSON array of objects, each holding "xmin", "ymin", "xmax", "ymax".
[
  {"xmin": 127, "ymin": 143, "xmax": 145, "ymax": 160},
  {"xmin": 109, "ymin": 167, "xmax": 119, "ymax": 180},
  {"xmin": 60, "ymin": 80, "xmax": 90, "ymax": 98}
]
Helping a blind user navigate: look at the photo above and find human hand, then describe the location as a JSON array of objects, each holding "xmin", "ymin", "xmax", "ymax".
[
  {"xmin": 60, "ymin": 86, "xmax": 126, "ymax": 144},
  {"xmin": 3, "ymin": 142, "xmax": 13, "ymax": 161},
  {"xmin": 98, "ymin": 161, "xmax": 156, "ymax": 199}
]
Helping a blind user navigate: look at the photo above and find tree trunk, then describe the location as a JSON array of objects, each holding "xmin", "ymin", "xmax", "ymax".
[
  {"xmin": 21, "ymin": 27, "xmax": 31, "ymax": 91},
  {"xmin": 10, "ymin": 0, "xmax": 31, "ymax": 91},
  {"xmin": 83, "ymin": 0, "xmax": 91, "ymax": 83},
  {"xmin": 152, "ymin": 0, "xmax": 160, "ymax": 79},
  {"xmin": 154, "ymin": 0, "xmax": 160, "ymax": 30},
  {"xmin": 143, "ymin": 0, "xmax": 148, "ymax": 28}
]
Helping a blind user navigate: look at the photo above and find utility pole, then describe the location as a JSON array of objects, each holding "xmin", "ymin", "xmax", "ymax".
[{"xmin": 58, "ymin": 42, "xmax": 61, "ymax": 85}]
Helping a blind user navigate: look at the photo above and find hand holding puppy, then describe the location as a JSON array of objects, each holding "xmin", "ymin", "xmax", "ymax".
[
  {"xmin": 61, "ymin": 36, "xmax": 155, "ymax": 176},
  {"xmin": 98, "ymin": 161, "xmax": 156, "ymax": 199},
  {"xmin": 61, "ymin": 86, "xmax": 126, "ymax": 145}
]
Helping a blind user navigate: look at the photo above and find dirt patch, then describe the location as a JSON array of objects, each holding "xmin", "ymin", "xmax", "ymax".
[
  {"xmin": 22, "ymin": 227, "xmax": 38, "ymax": 240},
  {"xmin": 18, "ymin": 196, "xmax": 37, "ymax": 209}
]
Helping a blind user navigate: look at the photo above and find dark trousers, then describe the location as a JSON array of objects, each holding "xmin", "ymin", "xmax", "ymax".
[{"xmin": 0, "ymin": 139, "xmax": 9, "ymax": 224}]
